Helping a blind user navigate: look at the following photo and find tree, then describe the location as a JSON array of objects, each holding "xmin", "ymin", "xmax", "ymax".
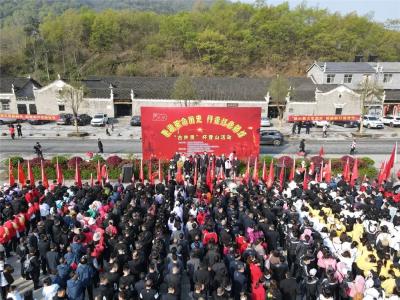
[
  {"xmin": 171, "ymin": 75, "xmax": 198, "ymax": 107},
  {"xmin": 59, "ymin": 81, "xmax": 86, "ymax": 133},
  {"xmin": 358, "ymin": 75, "xmax": 384, "ymax": 133},
  {"xmin": 268, "ymin": 74, "xmax": 290, "ymax": 127}
]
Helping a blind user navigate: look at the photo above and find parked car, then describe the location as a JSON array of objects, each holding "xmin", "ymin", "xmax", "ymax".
[
  {"xmin": 27, "ymin": 119, "xmax": 53, "ymax": 125},
  {"xmin": 260, "ymin": 117, "xmax": 272, "ymax": 127},
  {"xmin": 0, "ymin": 118, "xmax": 19, "ymax": 125},
  {"xmin": 362, "ymin": 115, "xmax": 384, "ymax": 129},
  {"xmin": 382, "ymin": 115, "xmax": 400, "ymax": 127},
  {"xmin": 332, "ymin": 120, "xmax": 359, "ymax": 128},
  {"xmin": 57, "ymin": 113, "xmax": 73, "ymax": 125},
  {"xmin": 91, "ymin": 113, "xmax": 108, "ymax": 126},
  {"xmin": 260, "ymin": 130, "xmax": 284, "ymax": 146},
  {"xmin": 130, "ymin": 115, "xmax": 141, "ymax": 126},
  {"xmin": 77, "ymin": 114, "xmax": 92, "ymax": 126},
  {"xmin": 313, "ymin": 120, "xmax": 330, "ymax": 127}
]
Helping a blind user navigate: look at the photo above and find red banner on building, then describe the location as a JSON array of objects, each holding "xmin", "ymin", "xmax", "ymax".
[
  {"xmin": 0, "ymin": 113, "xmax": 59, "ymax": 121},
  {"xmin": 141, "ymin": 107, "xmax": 261, "ymax": 160},
  {"xmin": 287, "ymin": 115, "xmax": 360, "ymax": 122}
]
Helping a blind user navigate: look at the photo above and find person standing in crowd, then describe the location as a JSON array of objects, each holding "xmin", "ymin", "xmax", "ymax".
[
  {"xmin": 297, "ymin": 121, "xmax": 302, "ymax": 134},
  {"xmin": 16, "ymin": 123, "xmax": 22, "ymax": 138},
  {"xmin": 305, "ymin": 121, "xmax": 311, "ymax": 134},
  {"xmin": 292, "ymin": 122, "xmax": 297, "ymax": 135},
  {"xmin": 299, "ymin": 139, "xmax": 306, "ymax": 153},
  {"xmin": 0, "ymin": 258, "xmax": 14, "ymax": 300},
  {"xmin": 322, "ymin": 124, "xmax": 328, "ymax": 138},
  {"xmin": 224, "ymin": 159, "xmax": 232, "ymax": 178},
  {"xmin": 8, "ymin": 125, "xmax": 15, "ymax": 140},
  {"xmin": 350, "ymin": 139, "xmax": 357, "ymax": 155},
  {"xmin": 98, "ymin": 138, "xmax": 104, "ymax": 153}
]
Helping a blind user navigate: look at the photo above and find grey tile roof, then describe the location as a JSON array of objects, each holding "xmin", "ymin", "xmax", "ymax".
[
  {"xmin": 315, "ymin": 62, "xmax": 375, "ymax": 73},
  {"xmin": 385, "ymin": 89, "xmax": 400, "ymax": 101},
  {"xmin": 0, "ymin": 77, "xmax": 41, "ymax": 94},
  {"xmin": 82, "ymin": 76, "xmax": 316, "ymax": 102},
  {"xmin": 369, "ymin": 62, "xmax": 400, "ymax": 73}
]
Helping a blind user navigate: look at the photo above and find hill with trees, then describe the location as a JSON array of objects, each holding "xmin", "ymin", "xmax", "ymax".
[{"xmin": 1, "ymin": 0, "xmax": 399, "ymax": 82}]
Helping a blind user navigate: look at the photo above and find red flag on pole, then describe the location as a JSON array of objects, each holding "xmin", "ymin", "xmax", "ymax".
[
  {"xmin": 343, "ymin": 158, "xmax": 350, "ymax": 182},
  {"xmin": 383, "ymin": 143, "xmax": 397, "ymax": 180},
  {"xmin": 139, "ymin": 158, "xmax": 144, "ymax": 182},
  {"xmin": 8, "ymin": 158, "xmax": 15, "ymax": 187},
  {"xmin": 101, "ymin": 164, "xmax": 107, "ymax": 178},
  {"xmin": 97, "ymin": 160, "xmax": 102, "ymax": 183},
  {"xmin": 319, "ymin": 146, "xmax": 325, "ymax": 157},
  {"xmin": 18, "ymin": 161, "xmax": 26, "ymax": 186},
  {"xmin": 105, "ymin": 166, "xmax": 109, "ymax": 182},
  {"xmin": 56, "ymin": 157, "xmax": 63, "ymax": 185},
  {"xmin": 279, "ymin": 160, "xmax": 285, "ymax": 190},
  {"xmin": 303, "ymin": 169, "xmax": 309, "ymax": 190},
  {"xmin": 27, "ymin": 160, "xmax": 35, "ymax": 186},
  {"xmin": 378, "ymin": 160, "xmax": 386, "ymax": 185},
  {"xmin": 252, "ymin": 157, "xmax": 259, "ymax": 184},
  {"xmin": 324, "ymin": 159, "xmax": 332, "ymax": 183},
  {"xmin": 289, "ymin": 158, "xmax": 295, "ymax": 182},
  {"xmin": 40, "ymin": 160, "xmax": 49, "ymax": 189},
  {"xmin": 267, "ymin": 159, "xmax": 274, "ymax": 189},
  {"xmin": 194, "ymin": 158, "xmax": 198, "ymax": 185},
  {"xmin": 309, "ymin": 162, "xmax": 315, "ymax": 176},
  {"xmin": 90, "ymin": 173, "xmax": 94, "ymax": 187},
  {"xmin": 320, "ymin": 161, "xmax": 324, "ymax": 182},
  {"xmin": 75, "ymin": 160, "xmax": 82, "ymax": 187},
  {"xmin": 262, "ymin": 160, "xmax": 267, "ymax": 182},
  {"xmin": 350, "ymin": 158, "xmax": 358, "ymax": 187}
]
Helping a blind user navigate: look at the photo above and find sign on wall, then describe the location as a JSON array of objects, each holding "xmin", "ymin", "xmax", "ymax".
[
  {"xmin": 141, "ymin": 107, "xmax": 261, "ymax": 159},
  {"xmin": 287, "ymin": 115, "xmax": 360, "ymax": 122},
  {"xmin": 0, "ymin": 113, "xmax": 59, "ymax": 120}
]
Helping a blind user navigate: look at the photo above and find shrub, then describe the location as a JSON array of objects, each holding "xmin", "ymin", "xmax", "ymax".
[
  {"xmin": 51, "ymin": 155, "xmax": 69, "ymax": 165},
  {"xmin": 341, "ymin": 155, "xmax": 355, "ymax": 166},
  {"xmin": 6, "ymin": 156, "xmax": 24, "ymax": 167},
  {"xmin": 67, "ymin": 156, "xmax": 83, "ymax": 169},
  {"xmin": 310, "ymin": 156, "xmax": 324, "ymax": 167},
  {"xmin": 361, "ymin": 157, "xmax": 375, "ymax": 166},
  {"xmin": 277, "ymin": 156, "xmax": 293, "ymax": 168},
  {"xmin": 92, "ymin": 154, "xmax": 105, "ymax": 164},
  {"xmin": 106, "ymin": 155, "xmax": 123, "ymax": 168},
  {"xmin": 359, "ymin": 166, "xmax": 378, "ymax": 178}
]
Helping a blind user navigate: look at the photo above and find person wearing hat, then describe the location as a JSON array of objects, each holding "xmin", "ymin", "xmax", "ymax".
[{"xmin": 304, "ymin": 268, "xmax": 318, "ymax": 300}]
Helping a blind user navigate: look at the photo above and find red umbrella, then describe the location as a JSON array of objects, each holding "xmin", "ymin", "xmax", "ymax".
[
  {"xmin": 40, "ymin": 160, "xmax": 49, "ymax": 189},
  {"xmin": 75, "ymin": 160, "xmax": 82, "ymax": 188},
  {"xmin": 267, "ymin": 159, "xmax": 274, "ymax": 189},
  {"xmin": 8, "ymin": 158, "xmax": 15, "ymax": 186},
  {"xmin": 27, "ymin": 160, "xmax": 35, "ymax": 186},
  {"xmin": 18, "ymin": 161, "xmax": 26, "ymax": 185},
  {"xmin": 350, "ymin": 158, "xmax": 358, "ymax": 187},
  {"xmin": 252, "ymin": 157, "xmax": 259, "ymax": 184}
]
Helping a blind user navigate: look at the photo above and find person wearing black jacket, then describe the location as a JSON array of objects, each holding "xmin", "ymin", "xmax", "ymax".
[
  {"xmin": 97, "ymin": 275, "xmax": 114, "ymax": 300},
  {"xmin": 38, "ymin": 234, "xmax": 50, "ymax": 275},
  {"xmin": 26, "ymin": 250, "xmax": 41, "ymax": 289},
  {"xmin": 279, "ymin": 272, "xmax": 298, "ymax": 300}
]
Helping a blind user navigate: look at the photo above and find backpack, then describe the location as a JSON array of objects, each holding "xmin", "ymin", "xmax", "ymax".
[{"xmin": 23, "ymin": 255, "xmax": 34, "ymax": 273}]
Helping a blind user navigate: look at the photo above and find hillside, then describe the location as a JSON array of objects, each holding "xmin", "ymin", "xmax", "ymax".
[{"xmin": 1, "ymin": 1, "xmax": 399, "ymax": 82}]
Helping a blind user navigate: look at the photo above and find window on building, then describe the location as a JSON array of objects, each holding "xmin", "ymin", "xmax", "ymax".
[
  {"xmin": 335, "ymin": 108, "xmax": 343, "ymax": 115},
  {"xmin": 58, "ymin": 105, "xmax": 65, "ymax": 111},
  {"xmin": 326, "ymin": 74, "xmax": 335, "ymax": 83},
  {"xmin": 383, "ymin": 73, "xmax": 393, "ymax": 83},
  {"xmin": 29, "ymin": 104, "xmax": 37, "ymax": 114},
  {"xmin": 17, "ymin": 104, "xmax": 27, "ymax": 114},
  {"xmin": 1, "ymin": 100, "xmax": 10, "ymax": 111},
  {"xmin": 344, "ymin": 74, "xmax": 352, "ymax": 83}
]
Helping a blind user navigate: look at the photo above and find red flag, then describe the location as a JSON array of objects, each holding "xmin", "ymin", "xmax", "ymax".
[
  {"xmin": 56, "ymin": 157, "xmax": 63, "ymax": 185},
  {"xmin": 18, "ymin": 161, "xmax": 26, "ymax": 186},
  {"xmin": 343, "ymin": 158, "xmax": 350, "ymax": 182},
  {"xmin": 27, "ymin": 160, "xmax": 35, "ymax": 186},
  {"xmin": 40, "ymin": 160, "xmax": 49, "ymax": 189},
  {"xmin": 104, "ymin": 166, "xmax": 109, "ymax": 182},
  {"xmin": 194, "ymin": 158, "xmax": 198, "ymax": 185},
  {"xmin": 319, "ymin": 146, "xmax": 325, "ymax": 157},
  {"xmin": 303, "ymin": 169, "xmax": 309, "ymax": 190},
  {"xmin": 267, "ymin": 159, "xmax": 274, "ymax": 189},
  {"xmin": 167, "ymin": 169, "xmax": 171, "ymax": 182},
  {"xmin": 320, "ymin": 161, "xmax": 324, "ymax": 182},
  {"xmin": 75, "ymin": 160, "xmax": 82, "ymax": 187},
  {"xmin": 148, "ymin": 159, "xmax": 153, "ymax": 183},
  {"xmin": 8, "ymin": 158, "xmax": 15, "ymax": 186},
  {"xmin": 324, "ymin": 159, "xmax": 332, "ymax": 183},
  {"xmin": 101, "ymin": 164, "xmax": 107, "ymax": 178},
  {"xmin": 350, "ymin": 158, "xmax": 358, "ymax": 187},
  {"xmin": 378, "ymin": 160, "xmax": 386, "ymax": 185},
  {"xmin": 383, "ymin": 143, "xmax": 397, "ymax": 180},
  {"xmin": 90, "ymin": 173, "xmax": 94, "ymax": 187},
  {"xmin": 289, "ymin": 158, "xmax": 295, "ymax": 182},
  {"xmin": 244, "ymin": 158, "xmax": 250, "ymax": 184},
  {"xmin": 279, "ymin": 160, "xmax": 285, "ymax": 190},
  {"xmin": 158, "ymin": 159, "xmax": 162, "ymax": 183},
  {"xmin": 262, "ymin": 160, "xmax": 267, "ymax": 182},
  {"xmin": 139, "ymin": 158, "xmax": 144, "ymax": 182},
  {"xmin": 252, "ymin": 157, "xmax": 259, "ymax": 184},
  {"xmin": 309, "ymin": 162, "xmax": 315, "ymax": 176},
  {"xmin": 96, "ymin": 160, "xmax": 102, "ymax": 183}
]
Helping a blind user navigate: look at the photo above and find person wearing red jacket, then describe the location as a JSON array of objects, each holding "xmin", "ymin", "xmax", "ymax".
[
  {"xmin": 202, "ymin": 226, "xmax": 218, "ymax": 245},
  {"xmin": 251, "ymin": 280, "xmax": 266, "ymax": 300},
  {"xmin": 249, "ymin": 261, "xmax": 263, "ymax": 285}
]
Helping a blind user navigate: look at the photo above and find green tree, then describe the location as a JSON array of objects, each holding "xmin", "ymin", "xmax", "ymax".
[
  {"xmin": 268, "ymin": 74, "xmax": 290, "ymax": 127},
  {"xmin": 171, "ymin": 75, "xmax": 198, "ymax": 107}
]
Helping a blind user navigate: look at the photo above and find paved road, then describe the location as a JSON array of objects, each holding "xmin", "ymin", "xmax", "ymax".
[{"xmin": 0, "ymin": 138, "xmax": 398, "ymax": 155}]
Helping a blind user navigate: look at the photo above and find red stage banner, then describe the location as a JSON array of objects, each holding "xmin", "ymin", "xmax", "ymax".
[
  {"xmin": 141, "ymin": 107, "xmax": 261, "ymax": 160},
  {"xmin": 287, "ymin": 115, "xmax": 360, "ymax": 122},
  {"xmin": 0, "ymin": 113, "xmax": 59, "ymax": 121}
]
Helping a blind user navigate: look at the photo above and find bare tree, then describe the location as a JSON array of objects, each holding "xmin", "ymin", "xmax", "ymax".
[
  {"xmin": 268, "ymin": 74, "xmax": 290, "ymax": 127},
  {"xmin": 59, "ymin": 82, "xmax": 85, "ymax": 133},
  {"xmin": 171, "ymin": 75, "xmax": 198, "ymax": 107},
  {"xmin": 358, "ymin": 75, "xmax": 384, "ymax": 133}
]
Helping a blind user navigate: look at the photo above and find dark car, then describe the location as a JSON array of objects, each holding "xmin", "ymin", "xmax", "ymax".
[
  {"xmin": 332, "ymin": 120, "xmax": 359, "ymax": 128},
  {"xmin": 130, "ymin": 115, "xmax": 141, "ymax": 126},
  {"xmin": 76, "ymin": 114, "xmax": 92, "ymax": 126},
  {"xmin": 57, "ymin": 113, "xmax": 73, "ymax": 125},
  {"xmin": 27, "ymin": 119, "xmax": 53, "ymax": 125},
  {"xmin": 260, "ymin": 130, "xmax": 284, "ymax": 146}
]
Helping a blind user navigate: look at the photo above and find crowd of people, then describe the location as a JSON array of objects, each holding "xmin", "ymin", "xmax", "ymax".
[{"xmin": 0, "ymin": 151, "xmax": 399, "ymax": 300}]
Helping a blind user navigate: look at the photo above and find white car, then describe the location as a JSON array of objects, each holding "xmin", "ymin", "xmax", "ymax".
[
  {"xmin": 362, "ymin": 115, "xmax": 384, "ymax": 129},
  {"xmin": 260, "ymin": 117, "xmax": 271, "ymax": 127},
  {"xmin": 90, "ymin": 113, "xmax": 109, "ymax": 126},
  {"xmin": 382, "ymin": 115, "xmax": 400, "ymax": 127},
  {"xmin": 313, "ymin": 120, "xmax": 330, "ymax": 127}
]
